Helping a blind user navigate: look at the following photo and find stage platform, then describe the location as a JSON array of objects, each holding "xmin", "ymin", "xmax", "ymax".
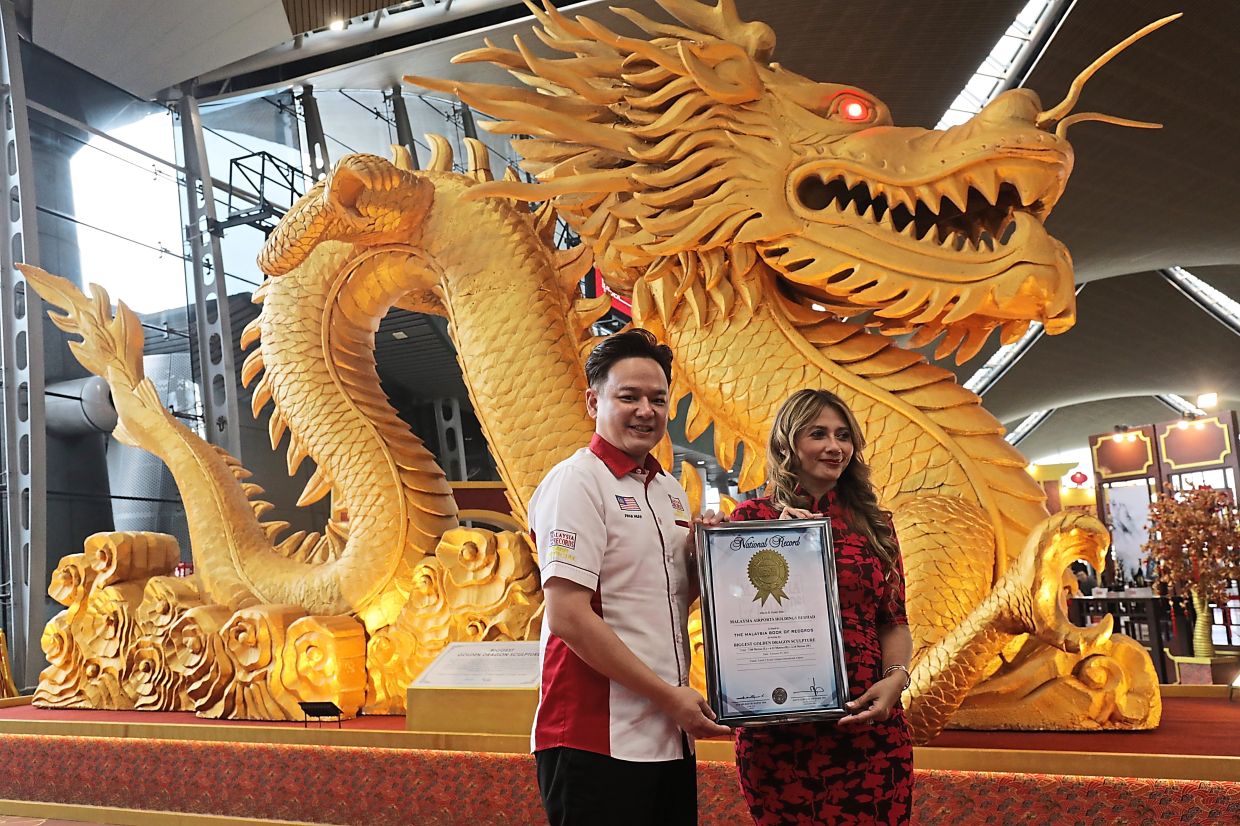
[{"xmin": 1, "ymin": 694, "xmax": 1237, "ymax": 825}]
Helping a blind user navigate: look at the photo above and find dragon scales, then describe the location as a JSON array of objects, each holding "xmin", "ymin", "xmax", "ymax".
[{"xmin": 19, "ymin": 0, "xmax": 1174, "ymax": 739}]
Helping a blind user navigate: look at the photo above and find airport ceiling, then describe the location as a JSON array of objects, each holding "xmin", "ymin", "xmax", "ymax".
[{"xmin": 24, "ymin": 0, "xmax": 1240, "ymax": 462}]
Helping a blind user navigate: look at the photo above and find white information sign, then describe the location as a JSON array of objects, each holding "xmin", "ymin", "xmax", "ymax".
[{"xmin": 411, "ymin": 641, "xmax": 541, "ymax": 688}]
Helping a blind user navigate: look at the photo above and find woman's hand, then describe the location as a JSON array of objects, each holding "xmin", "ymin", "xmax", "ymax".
[
  {"xmin": 836, "ymin": 672, "xmax": 906, "ymax": 728},
  {"xmin": 778, "ymin": 506, "xmax": 821, "ymax": 520},
  {"xmin": 697, "ymin": 509, "xmax": 727, "ymax": 527}
]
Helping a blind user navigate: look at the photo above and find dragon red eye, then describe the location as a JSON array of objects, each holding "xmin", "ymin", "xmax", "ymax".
[{"xmin": 837, "ymin": 94, "xmax": 871, "ymax": 122}]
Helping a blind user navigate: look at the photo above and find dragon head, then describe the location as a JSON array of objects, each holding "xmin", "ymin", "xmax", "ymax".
[
  {"xmin": 258, "ymin": 153, "xmax": 433, "ymax": 278},
  {"xmin": 408, "ymin": 1, "xmax": 1172, "ymax": 360}
]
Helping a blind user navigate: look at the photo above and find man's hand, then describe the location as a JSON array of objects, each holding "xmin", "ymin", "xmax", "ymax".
[
  {"xmin": 836, "ymin": 673, "xmax": 905, "ymax": 728},
  {"xmin": 660, "ymin": 685, "xmax": 731, "ymax": 738}
]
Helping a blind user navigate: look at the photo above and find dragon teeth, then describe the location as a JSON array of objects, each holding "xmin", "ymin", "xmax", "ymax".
[
  {"xmin": 887, "ymin": 187, "xmax": 915, "ymax": 212},
  {"xmin": 1012, "ymin": 177, "xmax": 1040, "ymax": 209},
  {"xmin": 973, "ymin": 170, "xmax": 1001, "ymax": 205},
  {"xmin": 942, "ymin": 180, "xmax": 968, "ymax": 212},
  {"xmin": 914, "ymin": 185, "xmax": 938, "ymax": 211}
]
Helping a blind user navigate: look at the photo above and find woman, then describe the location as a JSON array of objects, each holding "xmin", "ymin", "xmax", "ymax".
[{"xmin": 724, "ymin": 389, "xmax": 913, "ymax": 825}]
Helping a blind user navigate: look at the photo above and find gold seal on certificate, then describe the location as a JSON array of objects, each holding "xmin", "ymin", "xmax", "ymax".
[
  {"xmin": 747, "ymin": 549, "xmax": 789, "ymax": 606},
  {"xmin": 695, "ymin": 519, "xmax": 849, "ymax": 727}
]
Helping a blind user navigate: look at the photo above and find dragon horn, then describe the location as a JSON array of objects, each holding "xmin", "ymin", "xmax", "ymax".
[{"xmin": 1036, "ymin": 12, "xmax": 1181, "ymax": 130}]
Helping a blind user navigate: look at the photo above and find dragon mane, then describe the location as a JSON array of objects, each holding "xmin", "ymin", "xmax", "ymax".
[{"xmin": 410, "ymin": 0, "xmax": 861, "ymax": 323}]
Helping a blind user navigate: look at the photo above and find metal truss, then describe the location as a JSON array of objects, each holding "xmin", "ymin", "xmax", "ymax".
[
  {"xmin": 177, "ymin": 93, "xmax": 243, "ymax": 458},
  {"xmin": 1005, "ymin": 408, "xmax": 1056, "ymax": 446},
  {"xmin": 0, "ymin": 0, "xmax": 47, "ymax": 689},
  {"xmin": 1161, "ymin": 266, "xmax": 1240, "ymax": 337},
  {"xmin": 937, "ymin": 0, "xmax": 1072, "ymax": 129}
]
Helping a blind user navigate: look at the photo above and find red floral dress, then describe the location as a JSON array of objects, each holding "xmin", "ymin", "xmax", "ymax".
[{"xmin": 728, "ymin": 492, "xmax": 913, "ymax": 825}]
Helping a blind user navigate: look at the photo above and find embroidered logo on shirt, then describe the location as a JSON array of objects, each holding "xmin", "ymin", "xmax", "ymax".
[
  {"xmin": 615, "ymin": 495, "xmax": 642, "ymax": 512},
  {"xmin": 669, "ymin": 496, "xmax": 684, "ymax": 512},
  {"xmin": 547, "ymin": 529, "xmax": 577, "ymax": 561}
]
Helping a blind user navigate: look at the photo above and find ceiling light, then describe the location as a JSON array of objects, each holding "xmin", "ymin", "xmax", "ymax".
[
  {"xmin": 1177, "ymin": 420, "xmax": 1188, "ymax": 430},
  {"xmin": 963, "ymin": 322, "xmax": 1042, "ymax": 394},
  {"xmin": 1162, "ymin": 267, "xmax": 1240, "ymax": 335},
  {"xmin": 1197, "ymin": 392, "xmax": 1218, "ymax": 409},
  {"xmin": 328, "ymin": 19, "xmax": 346, "ymax": 31},
  {"xmin": 936, "ymin": 0, "xmax": 1062, "ymax": 129},
  {"xmin": 1004, "ymin": 408, "xmax": 1054, "ymax": 445},
  {"xmin": 1156, "ymin": 393, "xmax": 1206, "ymax": 418}
]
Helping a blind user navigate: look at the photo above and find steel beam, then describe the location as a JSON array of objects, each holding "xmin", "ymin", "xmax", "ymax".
[
  {"xmin": 176, "ymin": 93, "xmax": 243, "ymax": 458},
  {"xmin": 458, "ymin": 98, "xmax": 479, "ymax": 142},
  {"xmin": 298, "ymin": 84, "xmax": 331, "ymax": 181},
  {"xmin": 433, "ymin": 397, "xmax": 468, "ymax": 482},
  {"xmin": 387, "ymin": 86, "xmax": 420, "ymax": 170},
  {"xmin": 0, "ymin": 0, "xmax": 48, "ymax": 690}
]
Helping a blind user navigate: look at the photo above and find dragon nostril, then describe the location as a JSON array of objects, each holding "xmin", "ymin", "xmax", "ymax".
[{"xmin": 795, "ymin": 176, "xmax": 834, "ymax": 210}]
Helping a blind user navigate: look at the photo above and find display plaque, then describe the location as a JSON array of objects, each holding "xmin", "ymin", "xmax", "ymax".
[
  {"xmin": 695, "ymin": 519, "xmax": 849, "ymax": 727},
  {"xmin": 411, "ymin": 641, "xmax": 540, "ymax": 688}
]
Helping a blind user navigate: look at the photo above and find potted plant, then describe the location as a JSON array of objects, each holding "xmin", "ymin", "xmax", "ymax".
[{"xmin": 1143, "ymin": 485, "xmax": 1240, "ymax": 669}]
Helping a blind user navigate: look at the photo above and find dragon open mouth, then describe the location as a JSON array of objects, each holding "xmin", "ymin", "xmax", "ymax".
[{"xmin": 794, "ymin": 172, "xmax": 1046, "ymax": 254}]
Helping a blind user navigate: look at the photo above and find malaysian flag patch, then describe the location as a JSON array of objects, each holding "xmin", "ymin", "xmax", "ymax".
[{"xmin": 615, "ymin": 495, "xmax": 642, "ymax": 512}]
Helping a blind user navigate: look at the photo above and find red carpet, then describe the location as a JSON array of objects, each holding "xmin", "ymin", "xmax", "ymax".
[
  {"xmin": 0, "ymin": 698, "xmax": 1237, "ymax": 824},
  {"xmin": 0, "ymin": 732, "xmax": 1236, "ymax": 825}
]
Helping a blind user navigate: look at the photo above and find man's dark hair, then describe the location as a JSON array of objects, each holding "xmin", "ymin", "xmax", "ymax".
[{"xmin": 584, "ymin": 328, "xmax": 673, "ymax": 388}]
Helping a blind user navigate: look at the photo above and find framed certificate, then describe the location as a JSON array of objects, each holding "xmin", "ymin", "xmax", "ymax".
[{"xmin": 695, "ymin": 518, "xmax": 849, "ymax": 727}]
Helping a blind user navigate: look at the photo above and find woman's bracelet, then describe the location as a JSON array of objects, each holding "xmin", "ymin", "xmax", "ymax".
[{"xmin": 883, "ymin": 664, "xmax": 912, "ymax": 690}]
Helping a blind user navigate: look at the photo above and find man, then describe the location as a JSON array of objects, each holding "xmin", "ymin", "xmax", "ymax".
[{"xmin": 529, "ymin": 328, "xmax": 730, "ymax": 826}]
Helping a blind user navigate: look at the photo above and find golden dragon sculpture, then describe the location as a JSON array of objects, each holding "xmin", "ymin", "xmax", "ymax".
[{"xmin": 18, "ymin": 0, "xmax": 1176, "ymax": 740}]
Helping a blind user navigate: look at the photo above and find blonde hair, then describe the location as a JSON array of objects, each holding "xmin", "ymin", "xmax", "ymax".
[{"xmin": 765, "ymin": 389, "xmax": 901, "ymax": 587}]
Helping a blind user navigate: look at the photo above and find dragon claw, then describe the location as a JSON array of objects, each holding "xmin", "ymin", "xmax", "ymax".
[{"xmin": 1002, "ymin": 512, "xmax": 1113, "ymax": 655}]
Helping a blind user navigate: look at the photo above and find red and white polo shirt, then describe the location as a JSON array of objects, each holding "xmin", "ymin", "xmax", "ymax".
[{"xmin": 529, "ymin": 434, "xmax": 694, "ymax": 762}]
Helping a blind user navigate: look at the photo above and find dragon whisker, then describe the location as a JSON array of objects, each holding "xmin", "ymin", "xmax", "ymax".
[
  {"xmin": 1053, "ymin": 111, "xmax": 1162, "ymax": 140},
  {"xmin": 1036, "ymin": 12, "xmax": 1181, "ymax": 130}
]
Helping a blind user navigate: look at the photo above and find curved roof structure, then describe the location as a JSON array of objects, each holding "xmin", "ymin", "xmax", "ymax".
[{"xmin": 28, "ymin": 0, "xmax": 1240, "ymax": 460}]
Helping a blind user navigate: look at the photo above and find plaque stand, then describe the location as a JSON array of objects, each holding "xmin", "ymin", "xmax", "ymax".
[{"xmin": 405, "ymin": 685, "xmax": 539, "ymax": 736}]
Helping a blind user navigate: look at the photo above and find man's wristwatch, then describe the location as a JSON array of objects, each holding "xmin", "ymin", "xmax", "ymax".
[{"xmin": 883, "ymin": 664, "xmax": 912, "ymax": 691}]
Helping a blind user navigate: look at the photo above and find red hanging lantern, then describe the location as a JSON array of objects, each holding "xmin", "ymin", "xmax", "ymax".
[{"xmin": 1070, "ymin": 471, "xmax": 1088, "ymax": 486}]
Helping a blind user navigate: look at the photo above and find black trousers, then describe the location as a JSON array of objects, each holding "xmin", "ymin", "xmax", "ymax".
[{"xmin": 535, "ymin": 743, "xmax": 697, "ymax": 826}]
